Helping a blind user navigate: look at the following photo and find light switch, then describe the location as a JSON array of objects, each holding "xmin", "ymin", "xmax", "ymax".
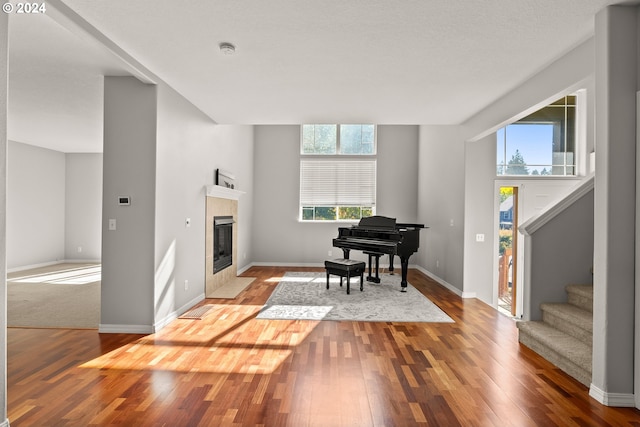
[{"xmin": 108, "ymin": 219, "xmax": 117, "ymax": 231}]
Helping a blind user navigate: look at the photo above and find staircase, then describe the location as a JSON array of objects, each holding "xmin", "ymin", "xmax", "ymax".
[{"xmin": 516, "ymin": 284, "xmax": 593, "ymax": 387}]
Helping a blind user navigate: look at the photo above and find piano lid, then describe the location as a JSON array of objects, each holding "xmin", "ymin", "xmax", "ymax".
[{"xmin": 356, "ymin": 215, "xmax": 396, "ymax": 229}]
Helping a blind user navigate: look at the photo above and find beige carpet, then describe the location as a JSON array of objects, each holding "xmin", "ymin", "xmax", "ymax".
[
  {"xmin": 8, "ymin": 264, "xmax": 255, "ymax": 328},
  {"xmin": 7, "ymin": 263, "xmax": 100, "ymax": 329}
]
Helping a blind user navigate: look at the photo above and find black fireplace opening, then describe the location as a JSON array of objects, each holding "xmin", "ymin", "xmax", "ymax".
[{"xmin": 213, "ymin": 216, "xmax": 234, "ymax": 273}]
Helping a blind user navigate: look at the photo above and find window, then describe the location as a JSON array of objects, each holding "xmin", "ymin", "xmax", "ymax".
[
  {"xmin": 300, "ymin": 124, "xmax": 376, "ymax": 221},
  {"xmin": 497, "ymin": 95, "xmax": 576, "ymax": 176},
  {"xmin": 302, "ymin": 124, "xmax": 375, "ymax": 155}
]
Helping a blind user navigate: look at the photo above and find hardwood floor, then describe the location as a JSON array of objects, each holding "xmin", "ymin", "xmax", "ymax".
[{"xmin": 7, "ymin": 267, "xmax": 640, "ymax": 426}]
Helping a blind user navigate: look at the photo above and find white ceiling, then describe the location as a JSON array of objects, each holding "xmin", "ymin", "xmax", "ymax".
[{"xmin": 7, "ymin": 0, "xmax": 626, "ymax": 153}]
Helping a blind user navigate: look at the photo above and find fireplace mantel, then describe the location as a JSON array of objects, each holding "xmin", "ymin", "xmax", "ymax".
[{"xmin": 205, "ymin": 185, "xmax": 245, "ymax": 200}]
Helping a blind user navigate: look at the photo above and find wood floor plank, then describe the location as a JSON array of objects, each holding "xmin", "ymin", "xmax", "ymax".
[{"xmin": 7, "ymin": 267, "xmax": 640, "ymax": 426}]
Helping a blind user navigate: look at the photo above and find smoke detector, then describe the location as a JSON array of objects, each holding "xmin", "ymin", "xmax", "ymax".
[{"xmin": 219, "ymin": 42, "xmax": 236, "ymax": 55}]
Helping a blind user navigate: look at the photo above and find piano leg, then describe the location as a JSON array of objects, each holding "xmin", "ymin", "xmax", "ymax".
[
  {"xmin": 389, "ymin": 254, "xmax": 395, "ymax": 275},
  {"xmin": 341, "ymin": 248, "xmax": 350, "ymax": 259},
  {"xmin": 400, "ymin": 257, "xmax": 409, "ymax": 292},
  {"xmin": 365, "ymin": 252, "xmax": 382, "ymax": 283}
]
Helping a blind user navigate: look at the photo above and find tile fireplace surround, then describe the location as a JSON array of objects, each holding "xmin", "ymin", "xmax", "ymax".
[{"xmin": 205, "ymin": 185, "xmax": 244, "ymax": 297}]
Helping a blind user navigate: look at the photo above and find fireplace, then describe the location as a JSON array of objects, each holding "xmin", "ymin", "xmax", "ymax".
[
  {"xmin": 206, "ymin": 188, "xmax": 243, "ymax": 297},
  {"xmin": 213, "ymin": 216, "xmax": 234, "ymax": 273}
]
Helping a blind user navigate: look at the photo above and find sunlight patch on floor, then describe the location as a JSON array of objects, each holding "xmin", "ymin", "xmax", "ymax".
[
  {"xmin": 79, "ymin": 304, "xmax": 321, "ymax": 375},
  {"xmin": 10, "ymin": 265, "xmax": 101, "ymax": 285}
]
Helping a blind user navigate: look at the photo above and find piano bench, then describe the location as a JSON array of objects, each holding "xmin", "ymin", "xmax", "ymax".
[{"xmin": 324, "ymin": 259, "xmax": 366, "ymax": 295}]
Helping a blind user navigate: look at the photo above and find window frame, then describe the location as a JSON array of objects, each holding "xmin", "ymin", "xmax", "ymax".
[
  {"xmin": 496, "ymin": 95, "xmax": 577, "ymax": 177},
  {"xmin": 300, "ymin": 124, "xmax": 377, "ymax": 222},
  {"xmin": 301, "ymin": 124, "xmax": 377, "ymax": 156}
]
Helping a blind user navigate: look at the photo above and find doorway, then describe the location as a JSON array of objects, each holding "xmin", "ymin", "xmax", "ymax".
[{"xmin": 497, "ymin": 186, "xmax": 518, "ymax": 317}]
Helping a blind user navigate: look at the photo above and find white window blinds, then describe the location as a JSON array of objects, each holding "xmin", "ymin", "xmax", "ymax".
[{"xmin": 300, "ymin": 159, "xmax": 376, "ymax": 206}]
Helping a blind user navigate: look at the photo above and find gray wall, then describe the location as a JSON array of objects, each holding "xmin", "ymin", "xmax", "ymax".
[
  {"xmin": 101, "ymin": 76, "xmax": 157, "ymax": 331},
  {"xmin": 459, "ymin": 37, "xmax": 597, "ymax": 309},
  {"xmin": 154, "ymin": 82, "xmax": 254, "ymax": 327},
  {"xmin": 1, "ymin": 12, "xmax": 9, "ymax": 426},
  {"xmin": 417, "ymin": 125, "xmax": 465, "ymax": 292},
  {"xmin": 7, "ymin": 145, "xmax": 104, "ymax": 270},
  {"xmin": 7, "ymin": 141, "xmax": 65, "ymax": 269},
  {"xmin": 455, "ymin": 6, "xmax": 638, "ymax": 402},
  {"xmin": 414, "ymin": 39, "xmax": 596, "ymax": 305},
  {"xmin": 592, "ymin": 5, "xmax": 636, "ymax": 399},
  {"xmin": 101, "ymin": 77, "xmax": 255, "ymax": 332},
  {"xmin": 376, "ymin": 125, "xmax": 419, "ymax": 222},
  {"xmin": 211, "ymin": 125, "xmax": 255, "ymax": 268},
  {"xmin": 525, "ymin": 189, "xmax": 594, "ymax": 320},
  {"xmin": 65, "ymin": 153, "xmax": 102, "ymax": 261},
  {"xmin": 462, "ymin": 134, "xmax": 496, "ymax": 301},
  {"xmin": 463, "ymin": 129, "xmax": 582, "ymax": 307},
  {"xmin": 252, "ymin": 125, "xmax": 419, "ymax": 266},
  {"xmin": 463, "ymin": 37, "xmax": 595, "ymax": 157}
]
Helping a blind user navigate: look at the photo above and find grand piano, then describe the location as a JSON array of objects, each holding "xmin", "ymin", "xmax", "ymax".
[{"xmin": 332, "ymin": 215, "xmax": 425, "ymax": 292}]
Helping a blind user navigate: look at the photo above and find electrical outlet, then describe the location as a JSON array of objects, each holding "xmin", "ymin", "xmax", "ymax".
[
  {"xmin": 328, "ymin": 250, "xmax": 332, "ymax": 257},
  {"xmin": 184, "ymin": 280, "xmax": 189, "ymax": 290},
  {"xmin": 77, "ymin": 246, "xmax": 83, "ymax": 253},
  {"xmin": 108, "ymin": 219, "xmax": 116, "ymax": 230},
  {"xmin": 476, "ymin": 233, "xmax": 485, "ymax": 242}
]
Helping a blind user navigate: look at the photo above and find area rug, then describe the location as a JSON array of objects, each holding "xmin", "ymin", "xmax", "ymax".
[{"xmin": 257, "ymin": 272, "xmax": 454, "ymax": 323}]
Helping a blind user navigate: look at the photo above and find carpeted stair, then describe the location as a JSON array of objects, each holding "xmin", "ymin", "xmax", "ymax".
[{"xmin": 516, "ymin": 284, "xmax": 593, "ymax": 387}]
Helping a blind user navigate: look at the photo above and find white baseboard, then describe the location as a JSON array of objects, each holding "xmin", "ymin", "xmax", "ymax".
[
  {"xmin": 0, "ymin": 417, "xmax": 9, "ymax": 427},
  {"xmin": 100, "ymin": 293, "xmax": 206, "ymax": 334},
  {"xmin": 153, "ymin": 313, "xmax": 177, "ymax": 332},
  {"xmin": 237, "ymin": 263, "xmax": 254, "ymax": 275},
  {"xmin": 415, "ymin": 266, "xmax": 464, "ymax": 297},
  {"xmin": 249, "ymin": 262, "xmax": 424, "ymax": 270},
  {"xmin": 250, "ymin": 261, "xmax": 325, "ymax": 268},
  {"xmin": 154, "ymin": 293, "xmax": 205, "ymax": 332},
  {"xmin": 589, "ymin": 384, "xmax": 636, "ymax": 407},
  {"xmin": 62, "ymin": 258, "xmax": 101, "ymax": 264},
  {"xmin": 99, "ymin": 324, "xmax": 154, "ymax": 334},
  {"xmin": 7, "ymin": 260, "xmax": 63, "ymax": 273}
]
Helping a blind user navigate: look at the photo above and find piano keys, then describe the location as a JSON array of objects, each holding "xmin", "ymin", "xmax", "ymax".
[{"xmin": 332, "ymin": 215, "xmax": 425, "ymax": 292}]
